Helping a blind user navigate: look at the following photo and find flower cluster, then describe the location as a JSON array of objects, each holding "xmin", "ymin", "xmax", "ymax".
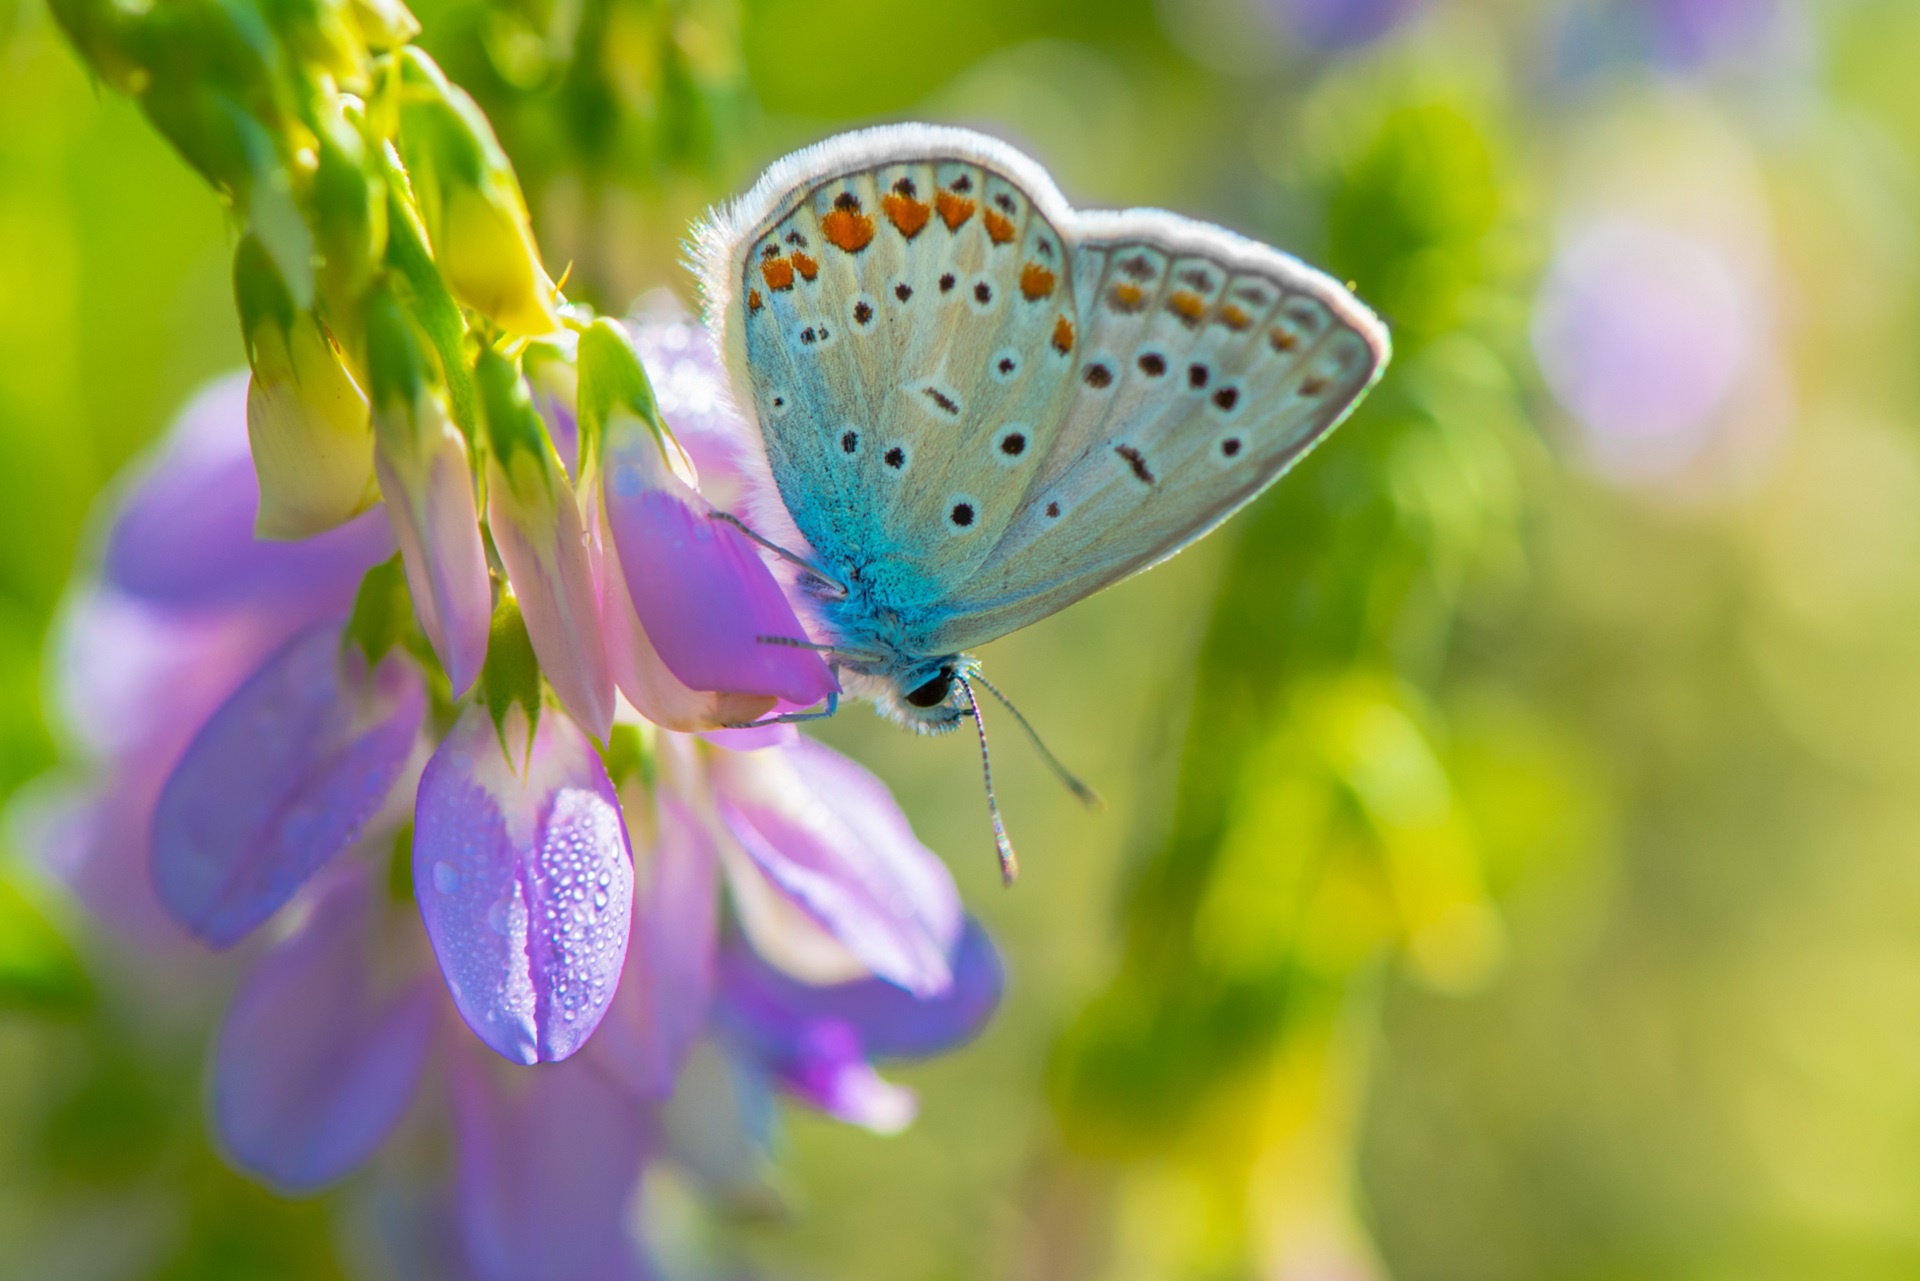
[{"xmin": 25, "ymin": 317, "xmax": 1000, "ymax": 1276}]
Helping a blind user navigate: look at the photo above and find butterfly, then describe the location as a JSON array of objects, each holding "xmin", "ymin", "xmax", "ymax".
[{"xmin": 694, "ymin": 125, "xmax": 1390, "ymax": 876}]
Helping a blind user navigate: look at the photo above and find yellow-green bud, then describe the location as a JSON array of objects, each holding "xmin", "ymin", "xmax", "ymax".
[
  {"xmin": 396, "ymin": 49, "xmax": 558, "ymax": 337},
  {"xmin": 234, "ymin": 237, "xmax": 378, "ymax": 539}
]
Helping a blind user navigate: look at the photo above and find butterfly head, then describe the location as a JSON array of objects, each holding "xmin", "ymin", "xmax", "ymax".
[{"xmin": 855, "ymin": 656, "xmax": 977, "ymax": 733}]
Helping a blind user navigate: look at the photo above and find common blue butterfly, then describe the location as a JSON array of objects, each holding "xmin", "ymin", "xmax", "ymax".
[{"xmin": 695, "ymin": 125, "xmax": 1390, "ymax": 873}]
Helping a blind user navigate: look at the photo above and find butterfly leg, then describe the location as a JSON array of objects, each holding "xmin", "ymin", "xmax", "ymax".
[
  {"xmin": 722, "ymin": 689, "xmax": 840, "ymax": 730},
  {"xmin": 756, "ymin": 634, "xmax": 886, "ymax": 665},
  {"xmin": 709, "ymin": 511, "xmax": 849, "ymax": 599}
]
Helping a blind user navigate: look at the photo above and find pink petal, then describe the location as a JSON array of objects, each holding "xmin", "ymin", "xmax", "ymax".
[
  {"xmin": 594, "ymin": 506, "xmax": 776, "ymax": 732},
  {"xmin": 600, "ymin": 439, "xmax": 833, "ymax": 708},
  {"xmin": 150, "ymin": 623, "xmax": 425, "ymax": 948},
  {"xmin": 214, "ymin": 866, "xmax": 435, "ymax": 1191},
  {"xmin": 374, "ymin": 408, "xmax": 491, "ymax": 696},
  {"xmin": 414, "ymin": 706, "xmax": 634, "ymax": 1065},
  {"xmin": 711, "ymin": 737, "xmax": 962, "ymax": 997},
  {"xmin": 488, "ymin": 459, "xmax": 614, "ymax": 739}
]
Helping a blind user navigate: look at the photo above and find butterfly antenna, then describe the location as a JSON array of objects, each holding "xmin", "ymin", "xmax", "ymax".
[
  {"xmin": 957, "ymin": 674, "xmax": 1019, "ymax": 886},
  {"xmin": 969, "ymin": 671, "xmax": 1104, "ymax": 812}
]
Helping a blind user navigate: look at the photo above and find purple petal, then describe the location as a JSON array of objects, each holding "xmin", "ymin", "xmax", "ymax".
[
  {"xmin": 452, "ymin": 1053, "xmax": 653, "ymax": 1281},
  {"xmin": 104, "ymin": 372, "xmax": 394, "ymax": 610},
  {"xmin": 414, "ymin": 706, "xmax": 634, "ymax": 1065},
  {"xmin": 151, "ymin": 623, "xmax": 425, "ymax": 948},
  {"xmin": 721, "ymin": 918, "xmax": 1003, "ymax": 1061},
  {"xmin": 714, "ymin": 920, "xmax": 1002, "ymax": 1133},
  {"xmin": 214, "ymin": 866, "xmax": 435, "ymax": 1192},
  {"xmin": 587, "ymin": 791, "xmax": 718, "ymax": 1098},
  {"xmin": 596, "ymin": 518, "xmax": 778, "ymax": 732},
  {"xmin": 710, "ymin": 738, "xmax": 962, "ymax": 997},
  {"xmin": 601, "ymin": 447, "xmax": 834, "ymax": 707},
  {"xmin": 375, "ymin": 408, "xmax": 492, "ymax": 696}
]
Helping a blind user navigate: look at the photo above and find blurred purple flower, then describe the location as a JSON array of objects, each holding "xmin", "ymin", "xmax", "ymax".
[
  {"xmin": 152, "ymin": 622, "xmax": 424, "ymax": 947},
  {"xmin": 214, "ymin": 865, "xmax": 436, "ymax": 1192},
  {"xmin": 1531, "ymin": 219, "xmax": 1752, "ymax": 471},
  {"xmin": 1548, "ymin": 0, "xmax": 1791, "ymax": 79},
  {"xmin": 1263, "ymin": 0, "xmax": 1420, "ymax": 51}
]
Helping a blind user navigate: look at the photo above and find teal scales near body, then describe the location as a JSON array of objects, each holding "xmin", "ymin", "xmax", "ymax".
[{"xmin": 696, "ymin": 126, "xmax": 1390, "ymax": 739}]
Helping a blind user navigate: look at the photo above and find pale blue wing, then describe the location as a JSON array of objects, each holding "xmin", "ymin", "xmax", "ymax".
[
  {"xmin": 710, "ymin": 136, "xmax": 1082, "ymax": 623},
  {"xmin": 923, "ymin": 215, "xmax": 1388, "ymax": 654}
]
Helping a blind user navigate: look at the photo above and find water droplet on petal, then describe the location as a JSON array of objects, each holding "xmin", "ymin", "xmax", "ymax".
[{"xmin": 433, "ymin": 862, "xmax": 461, "ymax": 894}]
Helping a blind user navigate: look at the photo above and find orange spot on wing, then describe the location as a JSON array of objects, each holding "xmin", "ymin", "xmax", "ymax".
[
  {"xmin": 748, "ymin": 288, "xmax": 763, "ymax": 313},
  {"xmin": 983, "ymin": 209, "xmax": 1017, "ymax": 245},
  {"xmin": 1269, "ymin": 326, "xmax": 1298, "ymax": 351},
  {"xmin": 935, "ymin": 190, "xmax": 975, "ymax": 231},
  {"xmin": 822, "ymin": 209, "xmax": 875, "ymax": 253},
  {"xmin": 1051, "ymin": 315, "xmax": 1075, "ymax": 354},
  {"xmin": 760, "ymin": 257, "xmax": 795, "ymax": 291},
  {"xmin": 791, "ymin": 251, "xmax": 819, "ymax": 281},
  {"xmin": 1300, "ymin": 375, "xmax": 1327, "ymax": 395},
  {"xmin": 1019, "ymin": 262, "xmax": 1056, "ymax": 301},
  {"xmin": 1219, "ymin": 303, "xmax": 1252, "ymax": 332},
  {"xmin": 1108, "ymin": 282, "xmax": 1146, "ymax": 312},
  {"xmin": 883, "ymin": 192, "xmax": 931, "ymax": 239},
  {"xmin": 1167, "ymin": 291, "xmax": 1207, "ymax": 326}
]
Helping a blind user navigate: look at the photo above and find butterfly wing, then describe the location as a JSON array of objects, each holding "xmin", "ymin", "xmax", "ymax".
[
  {"xmin": 696, "ymin": 126, "xmax": 1088, "ymax": 623},
  {"xmin": 924, "ymin": 211, "xmax": 1388, "ymax": 652},
  {"xmin": 696, "ymin": 125, "xmax": 1388, "ymax": 654}
]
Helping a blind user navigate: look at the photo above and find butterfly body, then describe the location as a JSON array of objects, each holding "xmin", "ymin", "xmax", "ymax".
[{"xmin": 696, "ymin": 126, "xmax": 1389, "ymax": 729}]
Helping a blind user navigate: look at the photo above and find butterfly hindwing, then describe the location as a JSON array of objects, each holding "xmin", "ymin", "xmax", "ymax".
[
  {"xmin": 699, "ymin": 125, "xmax": 1387, "ymax": 661},
  {"xmin": 931, "ymin": 217, "xmax": 1385, "ymax": 650}
]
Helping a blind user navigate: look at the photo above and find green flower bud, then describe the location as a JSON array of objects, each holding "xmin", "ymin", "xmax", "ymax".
[
  {"xmin": 234, "ymin": 236, "xmax": 378, "ymax": 539},
  {"xmin": 396, "ymin": 49, "xmax": 558, "ymax": 337},
  {"xmin": 347, "ymin": 0, "xmax": 421, "ymax": 52}
]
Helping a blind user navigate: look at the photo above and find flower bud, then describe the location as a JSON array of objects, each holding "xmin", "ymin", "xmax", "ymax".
[
  {"xmin": 365, "ymin": 289, "xmax": 492, "ymax": 695},
  {"xmin": 235, "ymin": 236, "xmax": 379, "ymax": 539},
  {"xmin": 478, "ymin": 348, "xmax": 614, "ymax": 739},
  {"xmin": 396, "ymin": 49, "xmax": 558, "ymax": 336},
  {"xmin": 346, "ymin": 0, "xmax": 420, "ymax": 50}
]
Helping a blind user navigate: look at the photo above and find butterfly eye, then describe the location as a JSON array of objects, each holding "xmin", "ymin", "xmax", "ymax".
[{"xmin": 905, "ymin": 668, "xmax": 955, "ymax": 709}]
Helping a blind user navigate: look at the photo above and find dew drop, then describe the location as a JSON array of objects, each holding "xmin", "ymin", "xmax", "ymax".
[{"xmin": 432, "ymin": 862, "xmax": 460, "ymax": 894}]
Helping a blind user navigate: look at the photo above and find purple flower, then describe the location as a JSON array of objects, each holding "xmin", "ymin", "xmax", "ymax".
[{"xmin": 23, "ymin": 311, "xmax": 1008, "ymax": 1276}]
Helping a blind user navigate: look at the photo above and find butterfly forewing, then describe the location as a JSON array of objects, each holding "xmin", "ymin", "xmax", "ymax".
[{"xmin": 733, "ymin": 154, "xmax": 1081, "ymax": 620}]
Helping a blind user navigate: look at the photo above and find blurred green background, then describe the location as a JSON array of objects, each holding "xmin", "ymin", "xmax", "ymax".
[{"xmin": 8, "ymin": 0, "xmax": 1920, "ymax": 1277}]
